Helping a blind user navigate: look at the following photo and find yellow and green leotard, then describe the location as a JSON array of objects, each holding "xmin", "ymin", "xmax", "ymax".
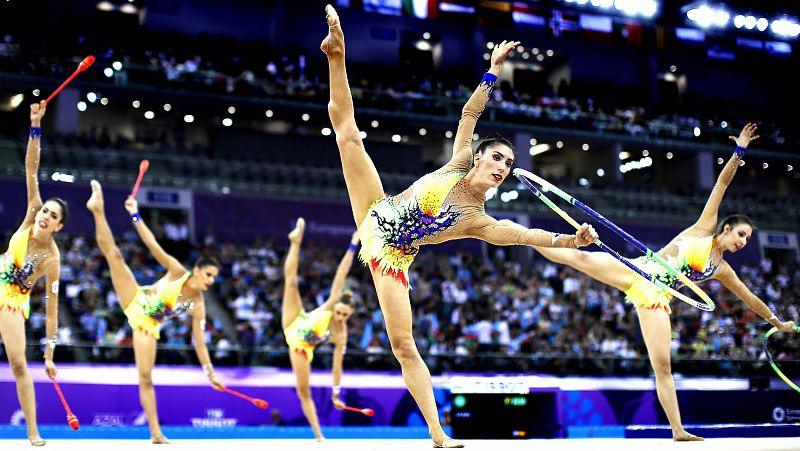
[
  {"xmin": 358, "ymin": 73, "xmax": 501, "ymax": 289},
  {"xmin": 123, "ymin": 272, "xmax": 192, "ymax": 339},
  {"xmin": 0, "ymin": 226, "xmax": 37, "ymax": 319},
  {"xmin": 625, "ymin": 236, "xmax": 719, "ymax": 314},
  {"xmin": 283, "ymin": 308, "xmax": 333, "ymax": 363}
]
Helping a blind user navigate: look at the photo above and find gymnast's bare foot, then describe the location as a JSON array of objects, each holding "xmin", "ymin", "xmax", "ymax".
[
  {"xmin": 432, "ymin": 437, "xmax": 465, "ymax": 448},
  {"xmin": 86, "ymin": 180, "xmax": 104, "ymax": 213},
  {"xmin": 673, "ymin": 430, "xmax": 704, "ymax": 441},
  {"xmin": 289, "ymin": 218, "xmax": 305, "ymax": 244},
  {"xmin": 151, "ymin": 433, "xmax": 171, "ymax": 444},
  {"xmin": 320, "ymin": 4, "xmax": 344, "ymax": 58}
]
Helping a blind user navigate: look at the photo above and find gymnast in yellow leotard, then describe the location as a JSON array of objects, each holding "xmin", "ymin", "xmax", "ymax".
[
  {"xmin": 86, "ymin": 180, "xmax": 224, "ymax": 444},
  {"xmin": 535, "ymin": 123, "xmax": 797, "ymax": 441},
  {"xmin": 321, "ymin": 7, "xmax": 598, "ymax": 447},
  {"xmin": 282, "ymin": 218, "xmax": 358, "ymax": 441},
  {"xmin": 1, "ymin": 102, "xmax": 67, "ymax": 446}
]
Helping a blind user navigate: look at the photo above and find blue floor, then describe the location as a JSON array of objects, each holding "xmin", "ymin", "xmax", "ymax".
[
  {"xmin": 0, "ymin": 425, "xmax": 438, "ymax": 439},
  {"xmin": 3, "ymin": 424, "xmax": 797, "ymax": 440}
]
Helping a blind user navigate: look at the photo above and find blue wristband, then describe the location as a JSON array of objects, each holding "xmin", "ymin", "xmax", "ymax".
[
  {"xmin": 480, "ymin": 73, "xmax": 498, "ymax": 96},
  {"xmin": 29, "ymin": 127, "xmax": 41, "ymax": 139},
  {"xmin": 131, "ymin": 212, "xmax": 142, "ymax": 222},
  {"xmin": 348, "ymin": 243, "xmax": 359, "ymax": 253},
  {"xmin": 734, "ymin": 146, "xmax": 746, "ymax": 158}
]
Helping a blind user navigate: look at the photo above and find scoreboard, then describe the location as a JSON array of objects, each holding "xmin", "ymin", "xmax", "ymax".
[{"xmin": 449, "ymin": 377, "xmax": 562, "ymax": 439}]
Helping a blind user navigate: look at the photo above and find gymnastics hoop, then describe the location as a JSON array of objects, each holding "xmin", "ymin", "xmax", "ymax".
[
  {"xmin": 513, "ymin": 168, "xmax": 715, "ymax": 312},
  {"xmin": 763, "ymin": 326, "xmax": 800, "ymax": 394}
]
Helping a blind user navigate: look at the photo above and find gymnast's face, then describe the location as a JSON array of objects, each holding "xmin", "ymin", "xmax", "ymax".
[
  {"xmin": 720, "ymin": 223, "xmax": 752, "ymax": 253},
  {"xmin": 474, "ymin": 144, "xmax": 514, "ymax": 187},
  {"xmin": 193, "ymin": 264, "xmax": 220, "ymax": 291},
  {"xmin": 333, "ymin": 302, "xmax": 354, "ymax": 324},
  {"xmin": 34, "ymin": 200, "xmax": 65, "ymax": 235}
]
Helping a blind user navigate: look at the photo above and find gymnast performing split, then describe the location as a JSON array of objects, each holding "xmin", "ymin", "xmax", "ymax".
[
  {"xmin": 0, "ymin": 102, "xmax": 66, "ymax": 446},
  {"xmin": 321, "ymin": 5, "xmax": 598, "ymax": 447},
  {"xmin": 86, "ymin": 181, "xmax": 224, "ymax": 443},
  {"xmin": 281, "ymin": 219, "xmax": 360, "ymax": 441},
  {"xmin": 532, "ymin": 123, "xmax": 797, "ymax": 441}
]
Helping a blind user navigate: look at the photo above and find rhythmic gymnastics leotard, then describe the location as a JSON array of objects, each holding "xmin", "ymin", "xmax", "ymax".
[
  {"xmin": 123, "ymin": 272, "xmax": 193, "ymax": 339},
  {"xmin": 0, "ymin": 226, "xmax": 38, "ymax": 319},
  {"xmin": 625, "ymin": 235, "xmax": 720, "ymax": 314},
  {"xmin": 358, "ymin": 74, "xmax": 536, "ymax": 289},
  {"xmin": 283, "ymin": 308, "xmax": 333, "ymax": 363}
]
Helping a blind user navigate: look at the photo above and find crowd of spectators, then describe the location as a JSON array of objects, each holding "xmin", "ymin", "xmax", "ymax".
[
  {"xmin": 3, "ymin": 224, "xmax": 798, "ymax": 376},
  {"xmin": 0, "ymin": 30, "xmax": 796, "ymax": 152}
]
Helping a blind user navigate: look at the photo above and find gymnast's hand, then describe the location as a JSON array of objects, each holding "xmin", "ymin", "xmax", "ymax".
[
  {"xmin": 44, "ymin": 358, "xmax": 57, "ymax": 379},
  {"xmin": 124, "ymin": 196, "xmax": 139, "ymax": 215},
  {"xmin": 332, "ymin": 397, "xmax": 346, "ymax": 410},
  {"xmin": 209, "ymin": 373, "xmax": 225, "ymax": 391},
  {"xmin": 574, "ymin": 223, "xmax": 598, "ymax": 248},
  {"xmin": 778, "ymin": 320, "xmax": 797, "ymax": 333},
  {"xmin": 490, "ymin": 40, "xmax": 521, "ymax": 70},
  {"xmin": 30, "ymin": 101, "xmax": 47, "ymax": 127},
  {"xmin": 729, "ymin": 122, "xmax": 759, "ymax": 149}
]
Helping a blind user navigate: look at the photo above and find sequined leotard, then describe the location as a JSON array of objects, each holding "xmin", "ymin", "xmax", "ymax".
[
  {"xmin": 358, "ymin": 75, "xmax": 551, "ymax": 288},
  {"xmin": 625, "ymin": 235, "xmax": 721, "ymax": 314},
  {"xmin": 123, "ymin": 272, "xmax": 193, "ymax": 339},
  {"xmin": 0, "ymin": 226, "xmax": 39, "ymax": 319},
  {"xmin": 283, "ymin": 308, "xmax": 333, "ymax": 363}
]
